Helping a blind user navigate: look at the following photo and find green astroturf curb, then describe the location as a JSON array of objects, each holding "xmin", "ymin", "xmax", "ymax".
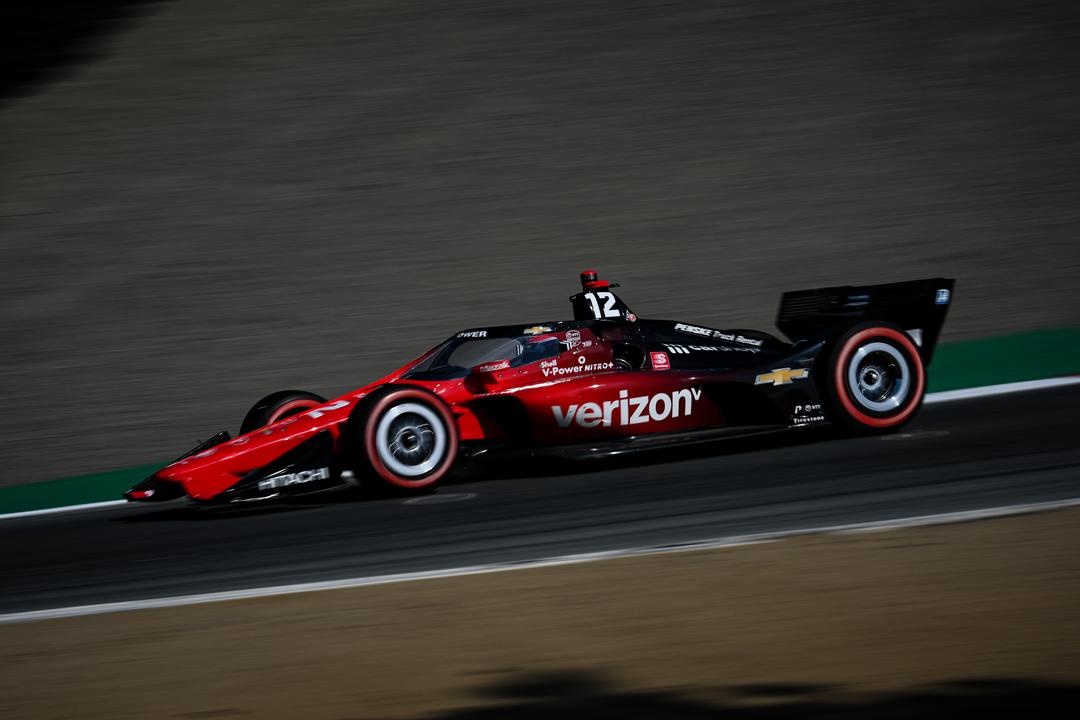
[
  {"xmin": 927, "ymin": 327, "xmax": 1080, "ymax": 392},
  {"xmin": 0, "ymin": 463, "xmax": 163, "ymax": 514},
  {"xmin": 2, "ymin": 327, "xmax": 1078, "ymax": 515}
]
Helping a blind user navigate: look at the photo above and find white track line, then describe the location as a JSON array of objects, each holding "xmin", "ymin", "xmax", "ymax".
[
  {"xmin": 1, "ymin": 375, "xmax": 1077, "ymax": 522},
  {"xmin": 2, "ymin": 495, "xmax": 1079, "ymax": 625},
  {"xmin": 922, "ymin": 376, "xmax": 1080, "ymax": 404},
  {"xmin": 0, "ymin": 500, "xmax": 127, "ymax": 520}
]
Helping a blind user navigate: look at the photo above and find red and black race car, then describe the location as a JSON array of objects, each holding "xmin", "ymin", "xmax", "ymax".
[{"xmin": 126, "ymin": 271, "xmax": 954, "ymax": 504}]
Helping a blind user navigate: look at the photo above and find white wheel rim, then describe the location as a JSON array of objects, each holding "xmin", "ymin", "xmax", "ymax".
[
  {"xmin": 374, "ymin": 402, "xmax": 447, "ymax": 478},
  {"xmin": 846, "ymin": 341, "xmax": 911, "ymax": 413}
]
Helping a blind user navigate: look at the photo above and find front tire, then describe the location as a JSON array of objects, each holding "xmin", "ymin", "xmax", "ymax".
[
  {"xmin": 823, "ymin": 322, "xmax": 925, "ymax": 434},
  {"xmin": 345, "ymin": 386, "xmax": 459, "ymax": 493},
  {"xmin": 240, "ymin": 390, "xmax": 327, "ymax": 435}
]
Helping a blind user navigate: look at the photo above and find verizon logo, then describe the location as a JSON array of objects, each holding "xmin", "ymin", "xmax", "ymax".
[{"xmin": 552, "ymin": 388, "xmax": 703, "ymax": 428}]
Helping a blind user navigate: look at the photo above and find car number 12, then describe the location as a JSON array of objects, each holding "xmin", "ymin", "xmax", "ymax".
[{"xmin": 584, "ymin": 291, "xmax": 620, "ymax": 319}]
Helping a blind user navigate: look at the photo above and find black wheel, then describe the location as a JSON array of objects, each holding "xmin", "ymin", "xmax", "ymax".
[
  {"xmin": 821, "ymin": 322, "xmax": 925, "ymax": 435},
  {"xmin": 239, "ymin": 390, "xmax": 327, "ymax": 435},
  {"xmin": 612, "ymin": 343, "xmax": 645, "ymax": 370},
  {"xmin": 341, "ymin": 386, "xmax": 459, "ymax": 494}
]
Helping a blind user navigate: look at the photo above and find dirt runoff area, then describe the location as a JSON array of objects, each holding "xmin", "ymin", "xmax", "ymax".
[{"xmin": 3, "ymin": 509, "xmax": 1080, "ymax": 719}]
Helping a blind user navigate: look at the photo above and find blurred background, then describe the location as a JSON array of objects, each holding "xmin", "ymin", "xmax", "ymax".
[{"xmin": 1, "ymin": 0, "xmax": 1078, "ymax": 485}]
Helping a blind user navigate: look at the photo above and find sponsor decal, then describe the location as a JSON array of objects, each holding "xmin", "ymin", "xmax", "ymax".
[
  {"xmin": 306, "ymin": 399, "xmax": 351, "ymax": 419},
  {"xmin": 523, "ymin": 325, "xmax": 554, "ymax": 335},
  {"xmin": 721, "ymin": 332, "xmax": 763, "ymax": 347},
  {"xmin": 674, "ymin": 322, "xmax": 713, "ymax": 338},
  {"xmin": 257, "ymin": 466, "xmax": 331, "ymax": 491},
  {"xmin": 755, "ymin": 368, "xmax": 810, "ymax": 386},
  {"xmin": 458, "ymin": 330, "xmax": 487, "ymax": 338},
  {"xmin": 792, "ymin": 402, "xmax": 824, "ymax": 424},
  {"xmin": 565, "ymin": 329, "xmax": 582, "ymax": 348},
  {"xmin": 477, "ymin": 360, "xmax": 511, "ymax": 373},
  {"xmin": 790, "ymin": 403, "xmax": 820, "ymax": 425},
  {"xmin": 626, "ymin": 313, "xmax": 637, "ymax": 322},
  {"xmin": 935, "ymin": 288, "xmax": 951, "ymax": 305},
  {"xmin": 552, "ymin": 387, "xmax": 703, "ymax": 428},
  {"xmin": 844, "ymin": 293, "xmax": 870, "ymax": 308},
  {"xmin": 650, "ymin": 351, "xmax": 671, "ymax": 370},
  {"xmin": 542, "ymin": 361, "xmax": 614, "ymax": 377},
  {"xmin": 663, "ymin": 343, "xmax": 760, "ymax": 355},
  {"xmin": 256, "ymin": 400, "xmax": 352, "ymax": 438},
  {"xmin": 674, "ymin": 323, "xmax": 763, "ymax": 347},
  {"xmin": 539, "ymin": 358, "xmax": 558, "ymax": 369}
]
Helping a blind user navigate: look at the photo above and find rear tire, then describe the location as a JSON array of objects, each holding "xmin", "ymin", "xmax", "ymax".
[
  {"xmin": 240, "ymin": 390, "xmax": 327, "ymax": 435},
  {"xmin": 823, "ymin": 322, "xmax": 925, "ymax": 434},
  {"xmin": 344, "ymin": 386, "xmax": 459, "ymax": 493}
]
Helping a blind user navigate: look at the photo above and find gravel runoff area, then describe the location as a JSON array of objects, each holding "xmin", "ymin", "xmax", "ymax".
[
  {"xmin": 2, "ymin": 0, "xmax": 1079, "ymax": 485},
  {"xmin": 2, "ymin": 507, "xmax": 1079, "ymax": 718}
]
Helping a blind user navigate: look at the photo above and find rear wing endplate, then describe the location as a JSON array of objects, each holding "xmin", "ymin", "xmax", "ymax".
[{"xmin": 777, "ymin": 278, "xmax": 955, "ymax": 362}]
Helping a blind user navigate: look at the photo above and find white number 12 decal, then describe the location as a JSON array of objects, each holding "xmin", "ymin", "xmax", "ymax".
[{"xmin": 584, "ymin": 291, "xmax": 620, "ymax": 319}]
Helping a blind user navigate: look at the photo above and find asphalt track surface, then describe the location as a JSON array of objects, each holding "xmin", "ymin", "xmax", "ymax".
[
  {"xmin": 3, "ymin": 0, "xmax": 1080, "ymax": 486},
  {"xmin": 2, "ymin": 385, "xmax": 1078, "ymax": 615}
]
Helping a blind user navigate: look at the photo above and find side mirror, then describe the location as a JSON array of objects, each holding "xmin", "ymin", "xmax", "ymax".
[{"xmin": 465, "ymin": 360, "xmax": 512, "ymax": 392}]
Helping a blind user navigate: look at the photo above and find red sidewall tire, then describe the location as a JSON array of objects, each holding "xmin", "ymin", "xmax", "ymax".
[
  {"xmin": 240, "ymin": 390, "xmax": 328, "ymax": 435},
  {"xmin": 360, "ymin": 387, "xmax": 459, "ymax": 491},
  {"xmin": 266, "ymin": 398, "xmax": 323, "ymax": 425},
  {"xmin": 830, "ymin": 325, "xmax": 925, "ymax": 431}
]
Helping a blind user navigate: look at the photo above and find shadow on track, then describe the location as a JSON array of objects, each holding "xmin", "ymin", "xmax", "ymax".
[
  {"xmin": 2, "ymin": 0, "xmax": 164, "ymax": 101},
  {"xmin": 411, "ymin": 670, "xmax": 1080, "ymax": 719},
  {"xmin": 112, "ymin": 491, "xmax": 351, "ymax": 523},
  {"xmin": 455, "ymin": 426, "xmax": 838, "ymax": 482},
  {"xmin": 114, "ymin": 427, "xmax": 841, "ymax": 522}
]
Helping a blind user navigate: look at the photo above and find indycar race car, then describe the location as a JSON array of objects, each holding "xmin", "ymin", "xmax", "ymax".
[{"xmin": 126, "ymin": 271, "xmax": 954, "ymax": 504}]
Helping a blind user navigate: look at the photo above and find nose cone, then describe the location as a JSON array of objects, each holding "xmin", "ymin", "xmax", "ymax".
[{"xmin": 124, "ymin": 473, "xmax": 186, "ymax": 502}]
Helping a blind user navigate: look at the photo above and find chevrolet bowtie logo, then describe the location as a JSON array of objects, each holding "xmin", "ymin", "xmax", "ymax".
[
  {"xmin": 755, "ymin": 368, "xmax": 810, "ymax": 386},
  {"xmin": 523, "ymin": 325, "xmax": 554, "ymax": 335}
]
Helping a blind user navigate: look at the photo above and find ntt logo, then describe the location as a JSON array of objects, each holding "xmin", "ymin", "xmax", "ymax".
[{"xmin": 552, "ymin": 387, "xmax": 703, "ymax": 428}]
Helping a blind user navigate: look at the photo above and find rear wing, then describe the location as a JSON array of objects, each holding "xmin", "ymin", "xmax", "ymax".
[{"xmin": 777, "ymin": 278, "xmax": 955, "ymax": 362}]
